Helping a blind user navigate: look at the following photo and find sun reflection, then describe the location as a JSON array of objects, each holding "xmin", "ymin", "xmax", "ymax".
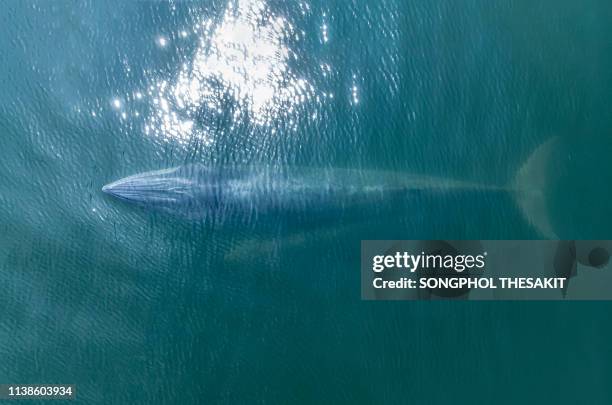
[
  {"xmin": 321, "ymin": 12, "xmax": 329, "ymax": 43},
  {"xmin": 143, "ymin": 0, "xmax": 317, "ymax": 144},
  {"xmin": 156, "ymin": 36, "xmax": 169, "ymax": 48},
  {"xmin": 351, "ymin": 73, "xmax": 359, "ymax": 105}
]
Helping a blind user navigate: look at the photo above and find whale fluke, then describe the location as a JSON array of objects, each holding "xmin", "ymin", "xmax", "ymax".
[{"xmin": 511, "ymin": 137, "xmax": 560, "ymax": 239}]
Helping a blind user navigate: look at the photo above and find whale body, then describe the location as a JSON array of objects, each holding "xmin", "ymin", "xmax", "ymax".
[
  {"xmin": 102, "ymin": 165, "xmax": 496, "ymax": 219},
  {"xmin": 102, "ymin": 139, "xmax": 558, "ymax": 236}
]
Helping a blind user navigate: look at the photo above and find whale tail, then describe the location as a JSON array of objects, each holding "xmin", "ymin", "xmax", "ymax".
[{"xmin": 510, "ymin": 137, "xmax": 560, "ymax": 239}]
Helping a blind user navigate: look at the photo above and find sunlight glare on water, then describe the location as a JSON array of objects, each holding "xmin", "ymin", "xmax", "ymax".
[{"xmin": 142, "ymin": 0, "xmax": 318, "ymax": 145}]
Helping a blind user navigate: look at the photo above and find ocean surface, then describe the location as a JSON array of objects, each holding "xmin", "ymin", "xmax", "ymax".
[{"xmin": 1, "ymin": 0, "xmax": 612, "ymax": 403}]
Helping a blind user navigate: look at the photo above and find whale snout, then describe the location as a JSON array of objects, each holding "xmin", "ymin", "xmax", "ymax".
[
  {"xmin": 101, "ymin": 183, "xmax": 113, "ymax": 194},
  {"xmin": 101, "ymin": 181, "xmax": 137, "ymax": 201},
  {"xmin": 101, "ymin": 177, "xmax": 151, "ymax": 202}
]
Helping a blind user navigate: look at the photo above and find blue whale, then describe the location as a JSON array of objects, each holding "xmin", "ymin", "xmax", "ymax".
[
  {"xmin": 103, "ymin": 165, "xmax": 492, "ymax": 216},
  {"xmin": 102, "ymin": 139, "xmax": 558, "ymax": 236}
]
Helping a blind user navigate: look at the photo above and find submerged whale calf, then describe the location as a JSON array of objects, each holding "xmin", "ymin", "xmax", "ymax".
[{"xmin": 102, "ymin": 139, "xmax": 558, "ymax": 237}]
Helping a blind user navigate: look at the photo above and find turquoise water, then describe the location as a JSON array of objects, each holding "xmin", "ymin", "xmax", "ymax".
[{"xmin": 1, "ymin": 0, "xmax": 612, "ymax": 403}]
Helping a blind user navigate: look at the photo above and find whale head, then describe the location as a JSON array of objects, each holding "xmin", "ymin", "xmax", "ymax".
[{"xmin": 102, "ymin": 165, "xmax": 215, "ymax": 215}]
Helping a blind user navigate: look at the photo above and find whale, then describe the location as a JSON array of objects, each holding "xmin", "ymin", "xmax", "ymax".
[
  {"xmin": 102, "ymin": 165, "xmax": 498, "ymax": 215},
  {"xmin": 102, "ymin": 138, "xmax": 558, "ymax": 237}
]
